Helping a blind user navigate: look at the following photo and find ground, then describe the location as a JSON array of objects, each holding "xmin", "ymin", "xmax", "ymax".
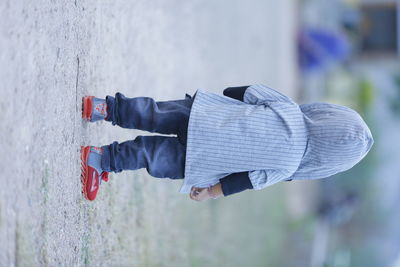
[{"xmin": 0, "ymin": 1, "xmax": 310, "ymax": 266}]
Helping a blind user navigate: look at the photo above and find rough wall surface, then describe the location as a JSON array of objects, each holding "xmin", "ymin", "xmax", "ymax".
[{"xmin": 0, "ymin": 1, "xmax": 297, "ymax": 266}]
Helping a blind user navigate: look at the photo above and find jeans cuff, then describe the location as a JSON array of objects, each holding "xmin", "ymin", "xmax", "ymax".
[
  {"xmin": 101, "ymin": 145, "xmax": 112, "ymax": 172},
  {"xmin": 105, "ymin": 95, "xmax": 116, "ymax": 124}
]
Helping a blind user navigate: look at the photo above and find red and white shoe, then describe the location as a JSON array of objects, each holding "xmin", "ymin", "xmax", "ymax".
[
  {"xmin": 82, "ymin": 96, "xmax": 108, "ymax": 122},
  {"xmin": 80, "ymin": 146, "xmax": 109, "ymax": 201}
]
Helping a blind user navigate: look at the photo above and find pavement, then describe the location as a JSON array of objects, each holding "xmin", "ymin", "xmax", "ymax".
[{"xmin": 0, "ymin": 0, "xmax": 298, "ymax": 266}]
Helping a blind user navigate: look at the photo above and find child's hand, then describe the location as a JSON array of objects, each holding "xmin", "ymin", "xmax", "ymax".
[{"xmin": 189, "ymin": 187, "xmax": 212, "ymax": 202}]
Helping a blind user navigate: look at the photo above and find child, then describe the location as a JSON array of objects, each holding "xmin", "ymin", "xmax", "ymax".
[{"xmin": 80, "ymin": 84, "xmax": 374, "ymax": 201}]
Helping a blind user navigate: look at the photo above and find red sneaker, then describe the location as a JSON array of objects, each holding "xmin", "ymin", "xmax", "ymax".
[{"xmin": 80, "ymin": 146, "xmax": 109, "ymax": 201}]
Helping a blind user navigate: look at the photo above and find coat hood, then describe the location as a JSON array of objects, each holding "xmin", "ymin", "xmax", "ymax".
[{"xmin": 288, "ymin": 102, "xmax": 374, "ymax": 180}]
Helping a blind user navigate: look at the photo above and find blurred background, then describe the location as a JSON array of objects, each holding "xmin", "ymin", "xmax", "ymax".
[
  {"xmin": 298, "ymin": 1, "xmax": 400, "ymax": 266},
  {"xmin": 0, "ymin": 0, "xmax": 399, "ymax": 266}
]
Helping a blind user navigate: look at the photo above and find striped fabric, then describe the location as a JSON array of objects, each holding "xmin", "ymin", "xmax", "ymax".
[
  {"xmin": 179, "ymin": 84, "xmax": 373, "ymax": 193},
  {"xmin": 180, "ymin": 84, "xmax": 307, "ymax": 193},
  {"xmin": 290, "ymin": 102, "xmax": 374, "ymax": 181}
]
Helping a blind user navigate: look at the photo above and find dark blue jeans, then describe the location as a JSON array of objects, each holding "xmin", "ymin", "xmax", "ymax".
[{"xmin": 101, "ymin": 93, "xmax": 195, "ymax": 179}]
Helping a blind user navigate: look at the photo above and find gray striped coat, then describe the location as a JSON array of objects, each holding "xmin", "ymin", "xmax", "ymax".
[{"xmin": 179, "ymin": 84, "xmax": 373, "ymax": 193}]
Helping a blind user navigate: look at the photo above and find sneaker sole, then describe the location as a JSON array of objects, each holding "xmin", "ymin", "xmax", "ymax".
[
  {"xmin": 82, "ymin": 96, "xmax": 93, "ymax": 121},
  {"xmin": 80, "ymin": 146, "xmax": 91, "ymax": 200}
]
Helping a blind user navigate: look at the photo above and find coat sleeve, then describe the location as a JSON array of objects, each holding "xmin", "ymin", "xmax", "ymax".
[
  {"xmin": 243, "ymin": 84, "xmax": 296, "ymax": 105},
  {"xmin": 223, "ymin": 86, "xmax": 250, "ymax": 101},
  {"xmin": 248, "ymin": 169, "xmax": 291, "ymax": 190},
  {"xmin": 219, "ymin": 171, "xmax": 253, "ymax": 196}
]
